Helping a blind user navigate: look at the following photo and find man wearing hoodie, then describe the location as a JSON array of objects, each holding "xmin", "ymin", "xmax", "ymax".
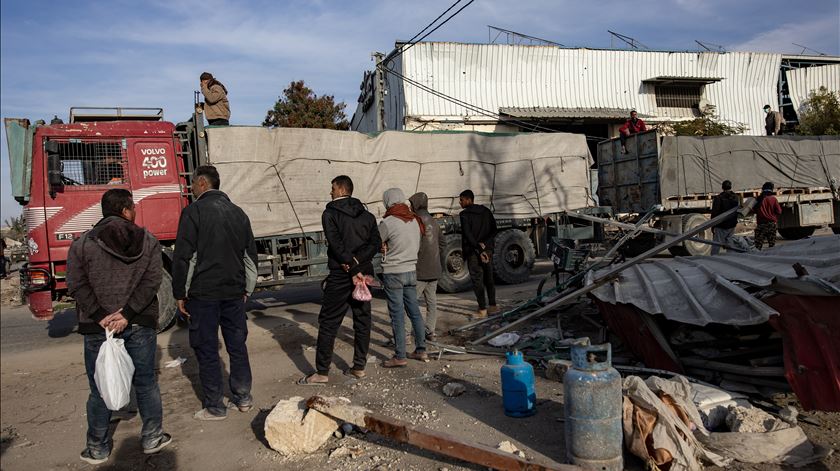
[
  {"xmin": 199, "ymin": 72, "xmax": 230, "ymax": 125},
  {"xmin": 752, "ymin": 181, "xmax": 783, "ymax": 250},
  {"xmin": 300, "ymin": 175, "xmax": 381, "ymax": 385},
  {"xmin": 67, "ymin": 189, "xmax": 172, "ymax": 465},
  {"xmin": 459, "ymin": 190, "xmax": 498, "ymax": 318},
  {"xmin": 409, "ymin": 192, "xmax": 446, "ymax": 340},
  {"xmin": 172, "ymin": 166, "xmax": 258, "ymax": 420},
  {"xmin": 379, "ymin": 188, "xmax": 428, "ymax": 367}
]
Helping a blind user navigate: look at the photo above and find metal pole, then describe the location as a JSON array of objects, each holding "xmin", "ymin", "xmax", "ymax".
[
  {"xmin": 468, "ymin": 201, "xmax": 753, "ymax": 345},
  {"xmin": 566, "ymin": 211, "xmax": 744, "ymax": 252}
]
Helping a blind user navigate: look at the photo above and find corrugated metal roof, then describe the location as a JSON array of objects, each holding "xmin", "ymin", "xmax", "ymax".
[
  {"xmin": 499, "ymin": 107, "xmax": 643, "ymax": 119},
  {"xmin": 787, "ymin": 64, "xmax": 840, "ymax": 115},
  {"xmin": 397, "ymin": 43, "xmax": 785, "ymax": 136},
  {"xmin": 588, "ymin": 235, "xmax": 840, "ymax": 327}
]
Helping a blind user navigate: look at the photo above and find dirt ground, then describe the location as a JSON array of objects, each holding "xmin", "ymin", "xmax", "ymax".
[{"xmin": 1, "ymin": 261, "xmax": 838, "ymax": 471}]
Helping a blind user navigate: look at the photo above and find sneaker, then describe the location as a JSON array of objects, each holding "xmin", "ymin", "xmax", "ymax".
[
  {"xmin": 487, "ymin": 305, "xmax": 501, "ymax": 315},
  {"xmin": 224, "ymin": 397, "xmax": 253, "ymax": 413},
  {"xmin": 382, "ymin": 357, "xmax": 408, "ymax": 368},
  {"xmin": 473, "ymin": 309, "xmax": 488, "ymax": 319},
  {"xmin": 143, "ymin": 433, "xmax": 172, "ymax": 455},
  {"xmin": 79, "ymin": 448, "xmax": 109, "ymax": 465},
  {"xmin": 408, "ymin": 351, "xmax": 429, "ymax": 362},
  {"xmin": 193, "ymin": 408, "xmax": 227, "ymax": 421}
]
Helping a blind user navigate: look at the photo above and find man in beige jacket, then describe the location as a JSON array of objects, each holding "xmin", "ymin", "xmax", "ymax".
[
  {"xmin": 200, "ymin": 72, "xmax": 230, "ymax": 125},
  {"xmin": 763, "ymin": 105, "xmax": 784, "ymax": 135}
]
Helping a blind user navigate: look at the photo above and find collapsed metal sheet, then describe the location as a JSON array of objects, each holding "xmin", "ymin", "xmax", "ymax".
[{"xmin": 589, "ymin": 235, "xmax": 840, "ymax": 326}]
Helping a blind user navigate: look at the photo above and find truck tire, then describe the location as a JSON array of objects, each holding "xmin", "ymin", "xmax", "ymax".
[
  {"xmin": 157, "ymin": 270, "xmax": 178, "ymax": 333},
  {"xmin": 437, "ymin": 234, "xmax": 472, "ymax": 293},
  {"xmin": 667, "ymin": 213, "xmax": 712, "ymax": 257},
  {"xmin": 778, "ymin": 226, "xmax": 816, "ymax": 240},
  {"xmin": 492, "ymin": 229, "xmax": 536, "ymax": 284}
]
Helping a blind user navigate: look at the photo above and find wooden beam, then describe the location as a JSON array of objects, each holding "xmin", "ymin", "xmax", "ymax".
[{"xmin": 306, "ymin": 396, "xmax": 579, "ymax": 471}]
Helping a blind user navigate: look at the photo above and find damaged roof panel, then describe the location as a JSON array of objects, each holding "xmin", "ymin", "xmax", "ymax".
[{"xmin": 589, "ymin": 236, "xmax": 840, "ymax": 326}]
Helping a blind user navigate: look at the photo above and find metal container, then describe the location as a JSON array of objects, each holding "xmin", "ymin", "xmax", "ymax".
[
  {"xmin": 564, "ymin": 343, "xmax": 623, "ymax": 470},
  {"xmin": 500, "ymin": 350, "xmax": 536, "ymax": 418}
]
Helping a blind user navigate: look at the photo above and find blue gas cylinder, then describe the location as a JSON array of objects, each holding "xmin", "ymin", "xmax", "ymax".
[
  {"xmin": 564, "ymin": 343, "xmax": 623, "ymax": 470},
  {"xmin": 500, "ymin": 350, "xmax": 536, "ymax": 418}
]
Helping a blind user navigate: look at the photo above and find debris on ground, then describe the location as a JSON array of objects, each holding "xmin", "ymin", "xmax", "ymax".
[
  {"xmin": 488, "ymin": 332, "xmax": 520, "ymax": 347},
  {"xmin": 264, "ymin": 397, "xmax": 340, "ymax": 456},
  {"xmin": 163, "ymin": 357, "xmax": 187, "ymax": 368},
  {"xmin": 0, "ymin": 275, "xmax": 22, "ymax": 305},
  {"xmin": 442, "ymin": 382, "xmax": 466, "ymax": 397},
  {"xmin": 496, "ymin": 440, "xmax": 526, "ymax": 458},
  {"xmin": 725, "ymin": 405, "xmax": 786, "ymax": 433}
]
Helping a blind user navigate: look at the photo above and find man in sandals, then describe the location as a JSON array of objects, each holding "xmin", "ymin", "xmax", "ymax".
[
  {"xmin": 300, "ymin": 176, "xmax": 381, "ymax": 384},
  {"xmin": 379, "ymin": 188, "xmax": 428, "ymax": 367}
]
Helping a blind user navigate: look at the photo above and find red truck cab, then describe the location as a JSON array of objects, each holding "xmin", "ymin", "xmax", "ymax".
[{"xmin": 6, "ymin": 108, "xmax": 188, "ymax": 320}]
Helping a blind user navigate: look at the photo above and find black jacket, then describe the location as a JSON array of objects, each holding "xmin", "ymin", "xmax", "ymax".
[
  {"xmin": 711, "ymin": 191, "xmax": 739, "ymax": 229},
  {"xmin": 408, "ymin": 192, "xmax": 446, "ymax": 280},
  {"xmin": 460, "ymin": 203, "xmax": 497, "ymax": 256},
  {"xmin": 172, "ymin": 190, "xmax": 257, "ymax": 300},
  {"xmin": 322, "ymin": 197, "xmax": 380, "ymax": 276},
  {"xmin": 67, "ymin": 216, "xmax": 162, "ymax": 334}
]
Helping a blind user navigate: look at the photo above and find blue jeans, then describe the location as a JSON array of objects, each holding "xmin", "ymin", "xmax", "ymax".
[
  {"xmin": 83, "ymin": 326, "xmax": 164, "ymax": 457},
  {"xmin": 187, "ymin": 298, "xmax": 252, "ymax": 416},
  {"xmin": 383, "ymin": 271, "xmax": 426, "ymax": 359}
]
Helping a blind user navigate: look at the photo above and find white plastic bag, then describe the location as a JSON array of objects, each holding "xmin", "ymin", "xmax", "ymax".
[{"xmin": 94, "ymin": 329, "xmax": 135, "ymax": 411}]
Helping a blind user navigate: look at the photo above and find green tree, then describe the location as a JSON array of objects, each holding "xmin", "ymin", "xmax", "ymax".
[
  {"xmin": 659, "ymin": 105, "xmax": 748, "ymax": 136},
  {"xmin": 263, "ymin": 80, "xmax": 350, "ymax": 130},
  {"xmin": 3, "ymin": 215, "xmax": 26, "ymax": 242},
  {"xmin": 797, "ymin": 86, "xmax": 840, "ymax": 135}
]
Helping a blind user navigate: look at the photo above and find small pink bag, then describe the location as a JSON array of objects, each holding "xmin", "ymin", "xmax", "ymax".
[{"xmin": 352, "ymin": 276, "xmax": 373, "ymax": 301}]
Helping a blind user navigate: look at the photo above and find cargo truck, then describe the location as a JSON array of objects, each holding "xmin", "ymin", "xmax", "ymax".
[
  {"xmin": 5, "ymin": 107, "xmax": 595, "ymax": 329},
  {"xmin": 597, "ymin": 130, "xmax": 840, "ymax": 255}
]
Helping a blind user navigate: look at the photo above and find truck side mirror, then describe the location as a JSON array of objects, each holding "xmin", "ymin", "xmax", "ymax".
[{"xmin": 45, "ymin": 141, "xmax": 63, "ymax": 189}]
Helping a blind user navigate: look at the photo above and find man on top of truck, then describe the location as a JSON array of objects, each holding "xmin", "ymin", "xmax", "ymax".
[
  {"xmin": 200, "ymin": 72, "xmax": 230, "ymax": 126},
  {"xmin": 619, "ymin": 110, "xmax": 647, "ymax": 154},
  {"xmin": 763, "ymin": 105, "xmax": 784, "ymax": 136}
]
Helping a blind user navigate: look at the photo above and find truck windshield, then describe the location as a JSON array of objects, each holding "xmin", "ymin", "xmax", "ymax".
[{"xmin": 49, "ymin": 139, "xmax": 126, "ymax": 187}]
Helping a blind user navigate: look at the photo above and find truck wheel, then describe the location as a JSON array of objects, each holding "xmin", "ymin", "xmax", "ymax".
[
  {"xmin": 157, "ymin": 270, "xmax": 178, "ymax": 333},
  {"xmin": 492, "ymin": 229, "xmax": 536, "ymax": 284},
  {"xmin": 437, "ymin": 234, "xmax": 472, "ymax": 293},
  {"xmin": 778, "ymin": 226, "xmax": 816, "ymax": 240},
  {"xmin": 668, "ymin": 213, "xmax": 712, "ymax": 257}
]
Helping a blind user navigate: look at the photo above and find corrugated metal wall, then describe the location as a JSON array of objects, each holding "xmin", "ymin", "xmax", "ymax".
[
  {"xmin": 787, "ymin": 64, "xmax": 840, "ymax": 115},
  {"xmin": 397, "ymin": 43, "xmax": 783, "ymax": 136}
]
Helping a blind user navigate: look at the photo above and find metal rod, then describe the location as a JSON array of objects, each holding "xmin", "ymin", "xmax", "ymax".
[{"xmin": 468, "ymin": 202, "xmax": 751, "ymax": 345}]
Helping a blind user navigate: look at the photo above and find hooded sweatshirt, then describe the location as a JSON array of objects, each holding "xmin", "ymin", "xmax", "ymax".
[
  {"xmin": 459, "ymin": 203, "xmax": 497, "ymax": 256},
  {"xmin": 67, "ymin": 216, "xmax": 162, "ymax": 334},
  {"xmin": 409, "ymin": 192, "xmax": 446, "ymax": 280},
  {"xmin": 201, "ymin": 80, "xmax": 231, "ymax": 121},
  {"xmin": 322, "ymin": 196, "xmax": 380, "ymax": 276},
  {"xmin": 379, "ymin": 189, "xmax": 422, "ymax": 274}
]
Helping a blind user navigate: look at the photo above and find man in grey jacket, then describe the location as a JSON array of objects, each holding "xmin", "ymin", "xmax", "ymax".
[
  {"xmin": 379, "ymin": 188, "xmax": 427, "ymax": 367},
  {"xmin": 409, "ymin": 192, "xmax": 446, "ymax": 340},
  {"xmin": 67, "ymin": 189, "xmax": 171, "ymax": 464}
]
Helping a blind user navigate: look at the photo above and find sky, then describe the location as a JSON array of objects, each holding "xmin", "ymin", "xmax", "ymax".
[{"xmin": 2, "ymin": 0, "xmax": 839, "ymax": 222}]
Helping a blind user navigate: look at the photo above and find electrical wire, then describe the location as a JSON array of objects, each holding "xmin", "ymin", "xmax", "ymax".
[{"xmin": 381, "ymin": 0, "xmax": 475, "ymax": 67}]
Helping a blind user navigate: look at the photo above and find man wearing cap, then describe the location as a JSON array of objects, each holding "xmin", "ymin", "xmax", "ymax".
[
  {"xmin": 200, "ymin": 72, "xmax": 231, "ymax": 125},
  {"xmin": 763, "ymin": 105, "xmax": 784, "ymax": 136}
]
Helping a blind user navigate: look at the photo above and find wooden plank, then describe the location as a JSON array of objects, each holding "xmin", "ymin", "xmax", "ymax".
[{"xmin": 306, "ymin": 396, "xmax": 579, "ymax": 471}]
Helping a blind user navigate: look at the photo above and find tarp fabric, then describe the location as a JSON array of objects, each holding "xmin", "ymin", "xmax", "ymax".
[{"xmin": 207, "ymin": 127, "xmax": 593, "ymax": 237}]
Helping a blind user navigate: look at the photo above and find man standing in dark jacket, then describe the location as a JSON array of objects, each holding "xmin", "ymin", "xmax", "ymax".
[
  {"xmin": 459, "ymin": 190, "xmax": 498, "ymax": 319},
  {"xmin": 710, "ymin": 180, "xmax": 739, "ymax": 255},
  {"xmin": 67, "ymin": 189, "xmax": 171, "ymax": 465},
  {"xmin": 409, "ymin": 192, "xmax": 446, "ymax": 340},
  {"xmin": 300, "ymin": 175, "xmax": 381, "ymax": 384},
  {"xmin": 172, "ymin": 166, "xmax": 258, "ymax": 420}
]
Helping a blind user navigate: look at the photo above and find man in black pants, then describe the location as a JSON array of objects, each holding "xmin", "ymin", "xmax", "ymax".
[
  {"xmin": 459, "ymin": 190, "xmax": 498, "ymax": 319},
  {"xmin": 172, "ymin": 166, "xmax": 258, "ymax": 420},
  {"xmin": 300, "ymin": 175, "xmax": 381, "ymax": 384}
]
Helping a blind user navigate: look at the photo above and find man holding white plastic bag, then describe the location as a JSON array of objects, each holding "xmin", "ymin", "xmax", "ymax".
[{"xmin": 67, "ymin": 189, "xmax": 171, "ymax": 465}]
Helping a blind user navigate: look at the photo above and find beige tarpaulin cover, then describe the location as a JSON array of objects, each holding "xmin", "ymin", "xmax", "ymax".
[
  {"xmin": 659, "ymin": 135, "xmax": 840, "ymax": 197},
  {"xmin": 207, "ymin": 127, "xmax": 593, "ymax": 237}
]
